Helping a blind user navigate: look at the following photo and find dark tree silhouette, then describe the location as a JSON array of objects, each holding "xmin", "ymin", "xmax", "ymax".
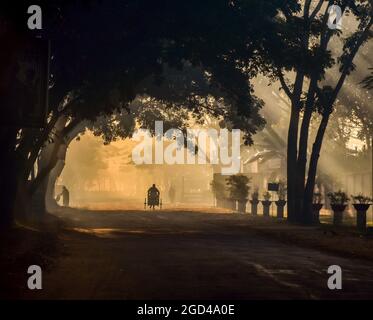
[
  {"xmin": 255, "ymin": 1, "xmax": 373, "ymax": 224},
  {"xmin": 0, "ymin": 0, "xmax": 284, "ymax": 227}
]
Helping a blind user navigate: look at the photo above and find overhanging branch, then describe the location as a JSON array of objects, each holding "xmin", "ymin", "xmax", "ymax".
[{"xmin": 277, "ymin": 70, "xmax": 293, "ymax": 100}]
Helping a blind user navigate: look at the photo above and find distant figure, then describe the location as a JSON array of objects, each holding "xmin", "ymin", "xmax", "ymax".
[
  {"xmin": 147, "ymin": 184, "xmax": 160, "ymax": 209},
  {"xmin": 57, "ymin": 186, "xmax": 70, "ymax": 207},
  {"xmin": 168, "ymin": 184, "xmax": 176, "ymax": 204}
]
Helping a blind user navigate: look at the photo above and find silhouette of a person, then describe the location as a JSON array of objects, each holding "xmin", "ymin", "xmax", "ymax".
[
  {"xmin": 168, "ymin": 184, "xmax": 176, "ymax": 204},
  {"xmin": 58, "ymin": 186, "xmax": 70, "ymax": 207},
  {"xmin": 147, "ymin": 184, "xmax": 160, "ymax": 209}
]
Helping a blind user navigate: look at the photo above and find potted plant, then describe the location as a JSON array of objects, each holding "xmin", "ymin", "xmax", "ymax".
[
  {"xmin": 312, "ymin": 192, "xmax": 323, "ymax": 224},
  {"xmin": 261, "ymin": 191, "xmax": 272, "ymax": 217},
  {"xmin": 275, "ymin": 180, "xmax": 287, "ymax": 219},
  {"xmin": 327, "ymin": 190, "xmax": 349, "ymax": 226},
  {"xmin": 226, "ymin": 175, "xmax": 250, "ymax": 213},
  {"xmin": 250, "ymin": 188, "xmax": 259, "ymax": 215},
  {"xmin": 352, "ymin": 194, "xmax": 372, "ymax": 232}
]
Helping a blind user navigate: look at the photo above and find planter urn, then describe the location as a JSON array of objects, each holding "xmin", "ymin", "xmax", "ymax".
[
  {"xmin": 275, "ymin": 200, "xmax": 287, "ymax": 219},
  {"xmin": 250, "ymin": 199, "xmax": 259, "ymax": 215},
  {"xmin": 331, "ymin": 204, "xmax": 347, "ymax": 226},
  {"xmin": 353, "ymin": 204, "xmax": 371, "ymax": 232},
  {"xmin": 261, "ymin": 200, "xmax": 272, "ymax": 217}
]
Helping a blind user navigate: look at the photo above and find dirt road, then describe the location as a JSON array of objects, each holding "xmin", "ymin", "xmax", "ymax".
[{"xmin": 23, "ymin": 207, "xmax": 373, "ymax": 299}]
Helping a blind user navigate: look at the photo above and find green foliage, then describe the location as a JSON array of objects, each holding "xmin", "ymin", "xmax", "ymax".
[
  {"xmin": 226, "ymin": 175, "xmax": 251, "ymax": 201},
  {"xmin": 327, "ymin": 190, "xmax": 350, "ymax": 205},
  {"xmin": 90, "ymin": 111, "xmax": 136, "ymax": 145},
  {"xmin": 351, "ymin": 194, "xmax": 373, "ymax": 204},
  {"xmin": 4, "ymin": 0, "xmax": 373, "ymax": 205},
  {"xmin": 277, "ymin": 179, "xmax": 287, "ymax": 200},
  {"xmin": 44, "ymin": 0, "xmax": 281, "ymax": 141},
  {"xmin": 263, "ymin": 191, "xmax": 272, "ymax": 201}
]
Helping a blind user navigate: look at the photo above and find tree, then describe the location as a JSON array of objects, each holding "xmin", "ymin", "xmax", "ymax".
[
  {"xmin": 1, "ymin": 0, "xmax": 285, "ymax": 227},
  {"xmin": 226, "ymin": 175, "xmax": 251, "ymax": 201},
  {"xmin": 256, "ymin": 0, "xmax": 373, "ymax": 223}
]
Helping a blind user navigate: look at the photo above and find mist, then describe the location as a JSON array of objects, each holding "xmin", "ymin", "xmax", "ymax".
[{"xmin": 58, "ymin": 131, "xmax": 215, "ymax": 210}]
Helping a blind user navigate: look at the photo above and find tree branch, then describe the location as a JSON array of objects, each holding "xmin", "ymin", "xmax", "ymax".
[
  {"xmin": 20, "ymin": 94, "xmax": 82, "ymax": 181},
  {"xmin": 20, "ymin": 112, "xmax": 60, "ymax": 181},
  {"xmin": 28, "ymin": 135, "xmax": 63, "ymax": 195},
  {"xmin": 304, "ymin": 0, "xmax": 312, "ymax": 19},
  {"xmin": 309, "ymin": 0, "xmax": 324, "ymax": 21},
  {"xmin": 277, "ymin": 69, "xmax": 293, "ymax": 100},
  {"xmin": 332, "ymin": 19, "xmax": 373, "ymax": 102}
]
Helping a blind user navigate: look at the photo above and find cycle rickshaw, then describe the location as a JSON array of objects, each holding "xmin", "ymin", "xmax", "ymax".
[{"xmin": 144, "ymin": 184, "xmax": 162, "ymax": 210}]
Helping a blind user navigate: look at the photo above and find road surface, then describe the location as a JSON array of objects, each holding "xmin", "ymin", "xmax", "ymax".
[{"xmin": 24, "ymin": 207, "xmax": 373, "ymax": 299}]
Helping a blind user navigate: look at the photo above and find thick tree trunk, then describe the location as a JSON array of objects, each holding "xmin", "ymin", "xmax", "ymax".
[
  {"xmin": 46, "ymin": 168, "xmax": 59, "ymax": 211},
  {"xmin": 20, "ymin": 113, "xmax": 60, "ymax": 182},
  {"xmin": 35, "ymin": 119, "xmax": 86, "ymax": 213},
  {"xmin": 0, "ymin": 34, "xmax": 21, "ymax": 227},
  {"xmin": 46, "ymin": 157, "xmax": 66, "ymax": 211},
  {"xmin": 303, "ymin": 113, "xmax": 330, "ymax": 224},
  {"xmin": 287, "ymin": 72, "xmax": 304, "ymax": 223},
  {"xmin": 287, "ymin": 106, "xmax": 300, "ymax": 222},
  {"xmin": 295, "ymin": 109, "xmax": 312, "ymax": 218},
  {"xmin": 31, "ymin": 169, "xmax": 49, "ymax": 219},
  {"xmin": 29, "ymin": 116, "xmax": 69, "ymax": 218},
  {"xmin": 0, "ymin": 127, "xmax": 19, "ymax": 229},
  {"xmin": 295, "ymin": 79, "xmax": 317, "ymax": 222}
]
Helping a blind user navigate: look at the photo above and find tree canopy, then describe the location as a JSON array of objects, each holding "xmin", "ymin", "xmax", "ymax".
[{"xmin": 0, "ymin": 0, "xmax": 372, "ymax": 227}]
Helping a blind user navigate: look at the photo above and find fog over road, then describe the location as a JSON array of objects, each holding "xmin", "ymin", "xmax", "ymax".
[{"xmin": 24, "ymin": 208, "xmax": 373, "ymax": 299}]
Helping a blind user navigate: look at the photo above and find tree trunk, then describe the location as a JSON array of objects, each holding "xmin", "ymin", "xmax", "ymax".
[
  {"xmin": 295, "ymin": 109, "xmax": 312, "ymax": 219},
  {"xmin": 29, "ymin": 116, "xmax": 69, "ymax": 218},
  {"xmin": 304, "ymin": 113, "xmax": 331, "ymax": 224},
  {"xmin": 45, "ymin": 165, "xmax": 62, "ymax": 211},
  {"xmin": 286, "ymin": 72, "xmax": 304, "ymax": 222},
  {"xmin": 20, "ymin": 113, "xmax": 60, "ymax": 182},
  {"xmin": 295, "ymin": 79, "xmax": 317, "ymax": 222},
  {"xmin": 37, "ymin": 119, "xmax": 86, "ymax": 212},
  {"xmin": 45, "ymin": 149, "xmax": 68, "ymax": 211},
  {"xmin": 31, "ymin": 170, "xmax": 49, "ymax": 219},
  {"xmin": 287, "ymin": 106, "xmax": 299, "ymax": 222},
  {"xmin": 0, "ymin": 127, "xmax": 19, "ymax": 229},
  {"xmin": 302, "ymin": 18, "xmax": 372, "ymax": 223}
]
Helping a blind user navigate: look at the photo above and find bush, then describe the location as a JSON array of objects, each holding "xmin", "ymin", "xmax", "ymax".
[
  {"xmin": 263, "ymin": 191, "xmax": 271, "ymax": 201},
  {"xmin": 327, "ymin": 190, "xmax": 349, "ymax": 205},
  {"xmin": 351, "ymin": 194, "xmax": 373, "ymax": 204},
  {"xmin": 226, "ymin": 175, "xmax": 250, "ymax": 201}
]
